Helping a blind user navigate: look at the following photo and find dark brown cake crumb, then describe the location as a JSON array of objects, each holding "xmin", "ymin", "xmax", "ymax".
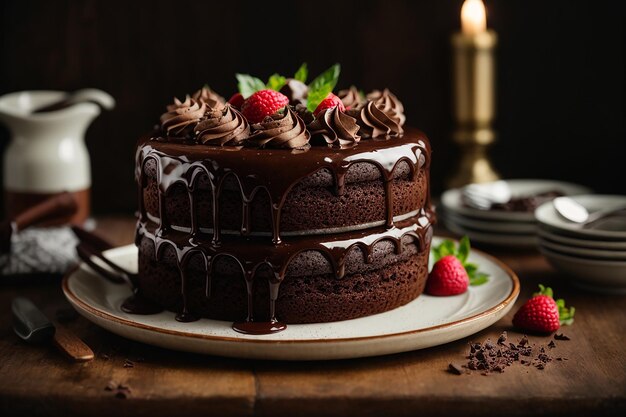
[
  {"xmin": 448, "ymin": 363, "xmax": 465, "ymax": 375},
  {"xmin": 105, "ymin": 381, "xmax": 132, "ymax": 399},
  {"xmin": 451, "ymin": 333, "xmax": 561, "ymax": 376},
  {"xmin": 123, "ymin": 359, "xmax": 135, "ymax": 368},
  {"xmin": 554, "ymin": 333, "xmax": 571, "ymax": 340}
]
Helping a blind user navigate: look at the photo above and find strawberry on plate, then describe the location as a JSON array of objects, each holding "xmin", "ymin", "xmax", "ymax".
[
  {"xmin": 513, "ymin": 285, "xmax": 575, "ymax": 334},
  {"xmin": 425, "ymin": 237, "xmax": 489, "ymax": 296}
]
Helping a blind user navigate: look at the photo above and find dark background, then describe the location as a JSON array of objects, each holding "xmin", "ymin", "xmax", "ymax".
[{"xmin": 0, "ymin": 0, "xmax": 623, "ymax": 215}]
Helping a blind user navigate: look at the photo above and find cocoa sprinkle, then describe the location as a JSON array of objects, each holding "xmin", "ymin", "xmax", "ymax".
[{"xmin": 448, "ymin": 333, "xmax": 560, "ymax": 376}]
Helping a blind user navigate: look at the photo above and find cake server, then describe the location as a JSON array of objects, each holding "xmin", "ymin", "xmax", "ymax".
[{"xmin": 12, "ymin": 297, "xmax": 94, "ymax": 362}]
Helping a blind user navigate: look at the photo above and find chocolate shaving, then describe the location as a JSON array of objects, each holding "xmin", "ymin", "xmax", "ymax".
[
  {"xmin": 448, "ymin": 363, "xmax": 465, "ymax": 375},
  {"xmin": 452, "ymin": 333, "xmax": 562, "ymax": 376},
  {"xmin": 554, "ymin": 333, "xmax": 571, "ymax": 340},
  {"xmin": 123, "ymin": 359, "xmax": 135, "ymax": 368}
]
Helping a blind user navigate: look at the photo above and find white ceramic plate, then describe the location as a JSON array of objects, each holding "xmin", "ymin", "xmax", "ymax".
[
  {"xmin": 538, "ymin": 227, "xmax": 626, "ymax": 250},
  {"xmin": 62, "ymin": 239, "xmax": 519, "ymax": 361},
  {"xmin": 443, "ymin": 209, "xmax": 537, "ymax": 234},
  {"xmin": 442, "ymin": 216, "xmax": 537, "ymax": 249},
  {"xmin": 535, "ymin": 195, "xmax": 626, "ymax": 240},
  {"xmin": 442, "ymin": 179, "xmax": 591, "ymax": 222},
  {"xmin": 539, "ymin": 238, "xmax": 626, "ymax": 261},
  {"xmin": 539, "ymin": 246, "xmax": 626, "ymax": 294}
]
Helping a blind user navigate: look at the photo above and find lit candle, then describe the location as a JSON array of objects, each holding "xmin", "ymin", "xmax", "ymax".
[
  {"xmin": 461, "ymin": 0, "xmax": 487, "ymax": 35},
  {"xmin": 448, "ymin": 0, "xmax": 500, "ymax": 187}
]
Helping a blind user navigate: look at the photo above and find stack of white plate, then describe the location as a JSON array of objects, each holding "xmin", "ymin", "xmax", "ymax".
[
  {"xmin": 440, "ymin": 180, "xmax": 591, "ymax": 249},
  {"xmin": 535, "ymin": 195, "xmax": 626, "ymax": 294}
]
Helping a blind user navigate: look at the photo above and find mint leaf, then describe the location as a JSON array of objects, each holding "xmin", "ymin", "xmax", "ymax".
[
  {"xmin": 306, "ymin": 64, "xmax": 341, "ymax": 112},
  {"xmin": 458, "ymin": 236, "xmax": 470, "ymax": 263},
  {"xmin": 266, "ymin": 73, "xmax": 286, "ymax": 91},
  {"xmin": 307, "ymin": 87, "xmax": 332, "ymax": 112},
  {"xmin": 464, "ymin": 263, "xmax": 478, "ymax": 275},
  {"xmin": 556, "ymin": 297, "xmax": 575, "ymax": 326},
  {"xmin": 308, "ymin": 63, "xmax": 340, "ymax": 93},
  {"xmin": 236, "ymin": 73, "xmax": 266, "ymax": 98},
  {"xmin": 470, "ymin": 273, "xmax": 489, "ymax": 286},
  {"xmin": 294, "ymin": 63, "xmax": 308, "ymax": 83}
]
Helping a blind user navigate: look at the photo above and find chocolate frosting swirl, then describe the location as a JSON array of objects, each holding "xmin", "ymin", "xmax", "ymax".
[
  {"xmin": 366, "ymin": 88, "xmax": 406, "ymax": 125},
  {"xmin": 338, "ymin": 86, "xmax": 364, "ymax": 110},
  {"xmin": 195, "ymin": 105, "xmax": 250, "ymax": 146},
  {"xmin": 308, "ymin": 107, "xmax": 361, "ymax": 148},
  {"xmin": 248, "ymin": 106, "xmax": 310, "ymax": 149},
  {"xmin": 348, "ymin": 101, "xmax": 403, "ymax": 139},
  {"xmin": 192, "ymin": 86, "xmax": 225, "ymax": 110},
  {"xmin": 161, "ymin": 96, "xmax": 206, "ymax": 136}
]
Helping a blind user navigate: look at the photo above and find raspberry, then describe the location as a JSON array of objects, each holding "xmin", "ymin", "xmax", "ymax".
[
  {"xmin": 313, "ymin": 93, "xmax": 345, "ymax": 116},
  {"xmin": 241, "ymin": 90, "xmax": 289, "ymax": 123}
]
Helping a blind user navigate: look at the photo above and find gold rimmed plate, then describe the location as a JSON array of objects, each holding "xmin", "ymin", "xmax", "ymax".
[{"xmin": 62, "ymin": 237, "xmax": 519, "ymax": 360}]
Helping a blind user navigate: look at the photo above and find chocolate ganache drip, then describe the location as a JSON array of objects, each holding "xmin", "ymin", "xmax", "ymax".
[
  {"xmin": 348, "ymin": 101, "xmax": 404, "ymax": 139},
  {"xmin": 192, "ymin": 86, "xmax": 225, "ymax": 110},
  {"xmin": 247, "ymin": 106, "xmax": 311, "ymax": 149},
  {"xmin": 308, "ymin": 106, "xmax": 361, "ymax": 148},
  {"xmin": 195, "ymin": 105, "xmax": 250, "ymax": 146},
  {"xmin": 160, "ymin": 96, "xmax": 206, "ymax": 137},
  {"xmin": 338, "ymin": 86, "xmax": 364, "ymax": 110},
  {"xmin": 367, "ymin": 88, "xmax": 406, "ymax": 125}
]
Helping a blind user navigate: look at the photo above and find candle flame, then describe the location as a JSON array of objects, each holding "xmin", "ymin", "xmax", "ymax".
[{"xmin": 461, "ymin": 0, "xmax": 487, "ymax": 35}]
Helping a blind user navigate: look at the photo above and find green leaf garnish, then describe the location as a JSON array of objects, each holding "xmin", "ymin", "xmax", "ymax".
[
  {"xmin": 266, "ymin": 73, "xmax": 287, "ymax": 91},
  {"xmin": 431, "ymin": 236, "xmax": 489, "ymax": 286},
  {"xmin": 306, "ymin": 63, "xmax": 341, "ymax": 112},
  {"xmin": 294, "ymin": 63, "xmax": 308, "ymax": 83},
  {"xmin": 236, "ymin": 73, "xmax": 266, "ymax": 98}
]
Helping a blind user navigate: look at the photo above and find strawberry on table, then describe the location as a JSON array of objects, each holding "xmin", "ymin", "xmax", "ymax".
[
  {"xmin": 241, "ymin": 90, "xmax": 289, "ymax": 124},
  {"xmin": 513, "ymin": 285, "xmax": 575, "ymax": 334}
]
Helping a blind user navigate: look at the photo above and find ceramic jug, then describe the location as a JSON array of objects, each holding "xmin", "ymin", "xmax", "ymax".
[{"xmin": 0, "ymin": 89, "xmax": 114, "ymax": 224}]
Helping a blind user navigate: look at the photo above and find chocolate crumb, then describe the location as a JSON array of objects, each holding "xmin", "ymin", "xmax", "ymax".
[
  {"xmin": 497, "ymin": 332, "xmax": 507, "ymax": 345},
  {"xmin": 105, "ymin": 380, "xmax": 117, "ymax": 391},
  {"xmin": 554, "ymin": 333, "xmax": 570, "ymax": 341},
  {"xmin": 448, "ymin": 363, "xmax": 464, "ymax": 375},
  {"xmin": 548, "ymin": 341, "xmax": 556, "ymax": 349},
  {"xmin": 123, "ymin": 359, "xmax": 135, "ymax": 368},
  {"xmin": 519, "ymin": 335, "xmax": 529, "ymax": 346},
  {"xmin": 536, "ymin": 363, "xmax": 545, "ymax": 370}
]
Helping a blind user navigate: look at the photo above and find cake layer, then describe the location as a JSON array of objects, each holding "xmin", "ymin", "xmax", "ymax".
[
  {"xmin": 136, "ymin": 128, "xmax": 431, "ymax": 242},
  {"xmin": 135, "ymin": 212, "xmax": 433, "ymax": 324},
  {"xmin": 137, "ymin": 235, "xmax": 430, "ymax": 324}
]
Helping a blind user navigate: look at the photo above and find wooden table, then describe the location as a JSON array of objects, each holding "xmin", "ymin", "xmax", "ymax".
[{"xmin": 1, "ymin": 216, "xmax": 624, "ymax": 417}]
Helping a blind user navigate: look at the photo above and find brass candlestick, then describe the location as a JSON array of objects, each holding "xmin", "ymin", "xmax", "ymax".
[{"xmin": 448, "ymin": 27, "xmax": 499, "ymax": 188}]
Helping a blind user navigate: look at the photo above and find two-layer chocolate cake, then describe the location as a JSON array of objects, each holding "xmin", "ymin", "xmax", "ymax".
[{"xmin": 132, "ymin": 65, "xmax": 434, "ymax": 334}]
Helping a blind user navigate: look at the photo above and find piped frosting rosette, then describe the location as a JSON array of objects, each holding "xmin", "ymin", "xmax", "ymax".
[
  {"xmin": 308, "ymin": 106, "xmax": 361, "ymax": 148},
  {"xmin": 195, "ymin": 105, "xmax": 250, "ymax": 146},
  {"xmin": 247, "ymin": 106, "xmax": 310, "ymax": 149}
]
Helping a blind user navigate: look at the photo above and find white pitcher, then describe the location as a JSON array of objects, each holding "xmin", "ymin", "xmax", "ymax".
[{"xmin": 0, "ymin": 89, "xmax": 114, "ymax": 224}]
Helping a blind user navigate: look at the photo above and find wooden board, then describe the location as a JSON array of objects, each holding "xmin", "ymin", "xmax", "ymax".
[{"xmin": 0, "ymin": 216, "xmax": 624, "ymax": 416}]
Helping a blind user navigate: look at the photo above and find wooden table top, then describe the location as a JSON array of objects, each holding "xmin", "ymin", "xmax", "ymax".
[{"xmin": 1, "ymin": 216, "xmax": 624, "ymax": 417}]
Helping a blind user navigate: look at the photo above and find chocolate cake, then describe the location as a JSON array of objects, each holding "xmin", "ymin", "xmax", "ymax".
[{"xmin": 132, "ymin": 65, "xmax": 434, "ymax": 334}]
